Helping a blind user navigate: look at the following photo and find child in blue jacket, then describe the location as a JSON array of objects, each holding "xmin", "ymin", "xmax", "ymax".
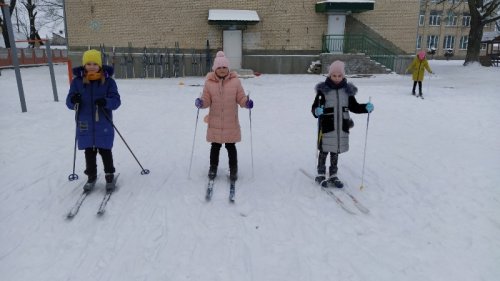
[{"xmin": 66, "ymin": 49, "xmax": 121, "ymax": 191}]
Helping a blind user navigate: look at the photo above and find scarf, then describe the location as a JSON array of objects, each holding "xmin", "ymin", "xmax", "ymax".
[{"xmin": 86, "ymin": 72, "xmax": 102, "ymax": 81}]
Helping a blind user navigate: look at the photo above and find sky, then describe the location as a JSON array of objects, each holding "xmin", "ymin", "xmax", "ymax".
[{"xmin": 0, "ymin": 60, "xmax": 499, "ymax": 281}]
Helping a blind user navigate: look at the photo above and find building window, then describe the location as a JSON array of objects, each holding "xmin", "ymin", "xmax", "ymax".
[
  {"xmin": 429, "ymin": 11, "xmax": 441, "ymax": 26},
  {"xmin": 419, "ymin": 12, "xmax": 425, "ymax": 26},
  {"xmin": 462, "ymin": 13, "xmax": 471, "ymax": 27},
  {"xmin": 416, "ymin": 35, "xmax": 422, "ymax": 49},
  {"xmin": 445, "ymin": 12, "xmax": 457, "ymax": 26},
  {"xmin": 481, "ymin": 43, "xmax": 486, "ymax": 50},
  {"xmin": 443, "ymin": 35, "xmax": 455, "ymax": 49},
  {"xmin": 460, "ymin": 36, "xmax": 468, "ymax": 49},
  {"xmin": 427, "ymin": 35, "xmax": 439, "ymax": 50}
]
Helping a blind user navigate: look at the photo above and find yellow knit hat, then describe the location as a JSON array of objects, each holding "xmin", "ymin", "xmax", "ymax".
[{"xmin": 82, "ymin": 49, "xmax": 102, "ymax": 67}]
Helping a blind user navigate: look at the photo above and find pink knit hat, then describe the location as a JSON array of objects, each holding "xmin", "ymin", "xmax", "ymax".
[
  {"xmin": 212, "ymin": 51, "xmax": 230, "ymax": 71},
  {"xmin": 328, "ymin": 60, "xmax": 345, "ymax": 76},
  {"xmin": 418, "ymin": 51, "xmax": 426, "ymax": 60}
]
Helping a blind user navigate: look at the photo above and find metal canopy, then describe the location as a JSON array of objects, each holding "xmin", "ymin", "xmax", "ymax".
[{"xmin": 315, "ymin": 0, "xmax": 375, "ymax": 13}]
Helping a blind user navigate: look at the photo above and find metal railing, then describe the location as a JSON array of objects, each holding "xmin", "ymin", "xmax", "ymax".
[
  {"xmin": 0, "ymin": 48, "xmax": 68, "ymax": 67},
  {"xmin": 322, "ymin": 34, "xmax": 397, "ymax": 70}
]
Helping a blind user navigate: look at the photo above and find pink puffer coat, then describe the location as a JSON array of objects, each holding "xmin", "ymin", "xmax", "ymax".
[{"xmin": 200, "ymin": 71, "xmax": 248, "ymax": 143}]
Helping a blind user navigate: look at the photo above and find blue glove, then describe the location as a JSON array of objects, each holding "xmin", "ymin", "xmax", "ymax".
[
  {"xmin": 314, "ymin": 107, "xmax": 324, "ymax": 116},
  {"xmin": 195, "ymin": 98, "xmax": 203, "ymax": 108},
  {"xmin": 246, "ymin": 99, "xmax": 254, "ymax": 109},
  {"xmin": 365, "ymin": 102, "xmax": 374, "ymax": 113}
]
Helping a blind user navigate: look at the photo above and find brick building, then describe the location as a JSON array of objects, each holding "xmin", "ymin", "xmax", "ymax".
[{"xmin": 63, "ymin": 0, "xmax": 495, "ymax": 74}]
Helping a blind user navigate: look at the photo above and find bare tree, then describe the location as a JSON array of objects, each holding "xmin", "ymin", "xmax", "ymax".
[
  {"xmin": 0, "ymin": 0, "xmax": 17, "ymax": 48},
  {"xmin": 430, "ymin": 0, "xmax": 500, "ymax": 64},
  {"xmin": 37, "ymin": 0, "xmax": 63, "ymax": 30},
  {"xmin": 21, "ymin": 0, "xmax": 44, "ymax": 47},
  {"xmin": 465, "ymin": 0, "xmax": 500, "ymax": 64}
]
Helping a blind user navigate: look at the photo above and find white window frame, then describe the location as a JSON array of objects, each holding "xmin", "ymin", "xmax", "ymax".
[
  {"xmin": 445, "ymin": 13, "xmax": 457, "ymax": 26},
  {"xmin": 462, "ymin": 15, "xmax": 471, "ymax": 27},
  {"xmin": 460, "ymin": 36, "xmax": 468, "ymax": 50},
  {"xmin": 429, "ymin": 11, "xmax": 441, "ymax": 26},
  {"xmin": 416, "ymin": 35, "xmax": 422, "ymax": 49},
  {"xmin": 443, "ymin": 35, "xmax": 455, "ymax": 49},
  {"xmin": 427, "ymin": 35, "xmax": 439, "ymax": 50}
]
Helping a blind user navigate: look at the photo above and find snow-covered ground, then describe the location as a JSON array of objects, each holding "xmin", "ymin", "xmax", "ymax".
[{"xmin": 1, "ymin": 60, "xmax": 499, "ymax": 281}]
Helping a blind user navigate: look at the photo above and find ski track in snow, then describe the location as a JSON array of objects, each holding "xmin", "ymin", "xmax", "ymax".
[{"xmin": 0, "ymin": 62, "xmax": 499, "ymax": 281}]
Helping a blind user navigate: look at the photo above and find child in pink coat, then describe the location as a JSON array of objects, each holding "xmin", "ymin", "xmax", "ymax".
[{"xmin": 195, "ymin": 51, "xmax": 253, "ymax": 181}]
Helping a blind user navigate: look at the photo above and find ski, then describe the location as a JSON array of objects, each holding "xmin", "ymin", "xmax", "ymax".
[
  {"xmin": 341, "ymin": 188, "xmax": 370, "ymax": 214},
  {"xmin": 321, "ymin": 186, "xmax": 356, "ymax": 214},
  {"xmin": 97, "ymin": 173, "xmax": 120, "ymax": 216},
  {"xmin": 299, "ymin": 169, "xmax": 356, "ymax": 214},
  {"xmin": 205, "ymin": 179, "xmax": 215, "ymax": 201},
  {"xmin": 67, "ymin": 191, "xmax": 90, "ymax": 219},
  {"xmin": 300, "ymin": 169, "xmax": 370, "ymax": 214},
  {"xmin": 66, "ymin": 177, "xmax": 100, "ymax": 219},
  {"xmin": 229, "ymin": 180, "xmax": 236, "ymax": 203}
]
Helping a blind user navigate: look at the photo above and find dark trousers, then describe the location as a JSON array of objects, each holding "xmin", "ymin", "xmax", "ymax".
[
  {"xmin": 210, "ymin": 142, "xmax": 237, "ymax": 169},
  {"xmin": 84, "ymin": 148, "xmax": 115, "ymax": 176},
  {"xmin": 317, "ymin": 151, "xmax": 338, "ymax": 176},
  {"xmin": 412, "ymin": 81, "xmax": 422, "ymax": 94}
]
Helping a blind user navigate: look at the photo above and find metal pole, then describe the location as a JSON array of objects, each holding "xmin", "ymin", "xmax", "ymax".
[
  {"xmin": 45, "ymin": 37, "xmax": 59, "ymax": 101},
  {"xmin": 62, "ymin": 0, "xmax": 69, "ymax": 51},
  {"xmin": 2, "ymin": 4, "xmax": 27, "ymax": 112}
]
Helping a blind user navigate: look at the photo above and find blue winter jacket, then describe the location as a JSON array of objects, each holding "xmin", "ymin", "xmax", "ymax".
[{"xmin": 66, "ymin": 65, "xmax": 121, "ymax": 150}]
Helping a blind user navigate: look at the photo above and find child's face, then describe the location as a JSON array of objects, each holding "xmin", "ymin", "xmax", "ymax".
[
  {"xmin": 329, "ymin": 72, "xmax": 344, "ymax": 84},
  {"xmin": 85, "ymin": 62, "xmax": 100, "ymax": 73},
  {"xmin": 215, "ymin": 66, "xmax": 229, "ymax": 78}
]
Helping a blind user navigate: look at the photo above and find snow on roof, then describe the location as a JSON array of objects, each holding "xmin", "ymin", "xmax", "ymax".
[
  {"xmin": 482, "ymin": 31, "xmax": 500, "ymax": 42},
  {"xmin": 208, "ymin": 9, "xmax": 260, "ymax": 22}
]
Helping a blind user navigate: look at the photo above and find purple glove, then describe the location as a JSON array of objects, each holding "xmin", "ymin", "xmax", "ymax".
[
  {"xmin": 246, "ymin": 99, "xmax": 254, "ymax": 109},
  {"xmin": 195, "ymin": 98, "xmax": 203, "ymax": 108}
]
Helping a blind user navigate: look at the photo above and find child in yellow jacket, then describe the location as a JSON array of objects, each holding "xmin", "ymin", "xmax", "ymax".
[{"xmin": 406, "ymin": 51, "xmax": 433, "ymax": 98}]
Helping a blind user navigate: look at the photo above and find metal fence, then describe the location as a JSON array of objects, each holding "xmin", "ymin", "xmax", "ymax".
[{"xmin": 0, "ymin": 48, "xmax": 68, "ymax": 67}]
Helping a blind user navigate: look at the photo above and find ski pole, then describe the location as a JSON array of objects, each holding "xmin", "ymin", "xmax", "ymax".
[
  {"xmin": 427, "ymin": 72, "xmax": 431, "ymax": 96},
  {"xmin": 316, "ymin": 95, "xmax": 323, "ymax": 162},
  {"xmin": 100, "ymin": 108, "xmax": 150, "ymax": 175},
  {"xmin": 68, "ymin": 103, "xmax": 79, "ymax": 181},
  {"xmin": 248, "ymin": 92, "xmax": 254, "ymax": 178},
  {"xmin": 188, "ymin": 105, "xmax": 200, "ymax": 179},
  {"xmin": 360, "ymin": 97, "xmax": 371, "ymax": 190}
]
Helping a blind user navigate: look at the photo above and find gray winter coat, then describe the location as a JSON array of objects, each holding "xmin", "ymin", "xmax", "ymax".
[{"xmin": 312, "ymin": 78, "xmax": 368, "ymax": 153}]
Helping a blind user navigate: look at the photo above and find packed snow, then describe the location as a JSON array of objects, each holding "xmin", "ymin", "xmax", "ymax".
[{"xmin": 0, "ymin": 60, "xmax": 499, "ymax": 281}]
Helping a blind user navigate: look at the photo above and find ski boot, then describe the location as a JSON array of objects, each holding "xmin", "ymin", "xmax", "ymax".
[
  {"xmin": 105, "ymin": 173, "xmax": 115, "ymax": 192},
  {"xmin": 322, "ymin": 175, "xmax": 344, "ymax": 188},
  {"xmin": 208, "ymin": 165, "xmax": 217, "ymax": 180},
  {"xmin": 83, "ymin": 174, "xmax": 97, "ymax": 192},
  {"xmin": 315, "ymin": 174, "xmax": 326, "ymax": 185}
]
